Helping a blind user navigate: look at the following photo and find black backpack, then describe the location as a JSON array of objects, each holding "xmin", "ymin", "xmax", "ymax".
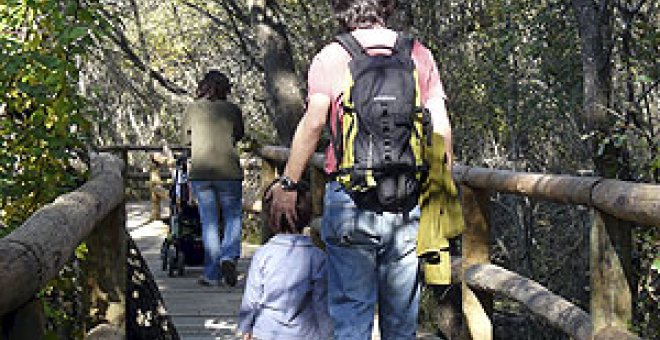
[{"xmin": 331, "ymin": 32, "xmax": 431, "ymax": 213}]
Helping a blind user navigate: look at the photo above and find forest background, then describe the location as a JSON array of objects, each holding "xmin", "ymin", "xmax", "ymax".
[{"xmin": 1, "ymin": 0, "xmax": 658, "ymax": 338}]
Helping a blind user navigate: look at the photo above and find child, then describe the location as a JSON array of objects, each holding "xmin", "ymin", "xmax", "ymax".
[{"xmin": 238, "ymin": 183, "xmax": 332, "ymax": 340}]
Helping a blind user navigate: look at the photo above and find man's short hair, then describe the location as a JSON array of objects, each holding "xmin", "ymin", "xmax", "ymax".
[{"xmin": 331, "ymin": 0, "xmax": 396, "ymax": 30}]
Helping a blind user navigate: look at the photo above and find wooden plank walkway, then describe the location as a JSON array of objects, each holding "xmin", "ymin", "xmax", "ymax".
[
  {"xmin": 128, "ymin": 202, "xmax": 251, "ymax": 339},
  {"xmin": 127, "ymin": 202, "xmax": 441, "ymax": 340}
]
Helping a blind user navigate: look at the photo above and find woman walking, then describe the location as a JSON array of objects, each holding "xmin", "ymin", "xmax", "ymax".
[{"xmin": 183, "ymin": 70, "xmax": 244, "ymax": 287}]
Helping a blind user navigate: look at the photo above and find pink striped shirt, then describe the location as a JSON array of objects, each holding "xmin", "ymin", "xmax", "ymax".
[{"xmin": 307, "ymin": 28, "xmax": 447, "ymax": 173}]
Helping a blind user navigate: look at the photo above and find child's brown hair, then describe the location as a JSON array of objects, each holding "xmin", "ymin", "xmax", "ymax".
[{"xmin": 263, "ymin": 181, "xmax": 312, "ymax": 233}]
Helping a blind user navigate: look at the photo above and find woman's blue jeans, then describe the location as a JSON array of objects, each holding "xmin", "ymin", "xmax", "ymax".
[
  {"xmin": 191, "ymin": 180, "xmax": 242, "ymax": 281},
  {"xmin": 321, "ymin": 181, "xmax": 421, "ymax": 340}
]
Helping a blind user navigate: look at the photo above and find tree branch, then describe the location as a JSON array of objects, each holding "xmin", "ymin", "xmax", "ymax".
[
  {"xmin": 181, "ymin": 0, "xmax": 263, "ymax": 72},
  {"xmin": 98, "ymin": 8, "xmax": 188, "ymax": 95}
]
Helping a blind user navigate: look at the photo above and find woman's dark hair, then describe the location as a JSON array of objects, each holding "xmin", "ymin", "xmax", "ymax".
[
  {"xmin": 196, "ymin": 70, "xmax": 231, "ymax": 100},
  {"xmin": 331, "ymin": 0, "xmax": 396, "ymax": 30}
]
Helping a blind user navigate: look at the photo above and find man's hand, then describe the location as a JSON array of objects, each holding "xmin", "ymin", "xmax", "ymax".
[
  {"xmin": 266, "ymin": 183, "xmax": 298, "ymax": 232},
  {"xmin": 262, "ymin": 93, "xmax": 329, "ymax": 233},
  {"xmin": 242, "ymin": 333, "xmax": 253, "ymax": 340}
]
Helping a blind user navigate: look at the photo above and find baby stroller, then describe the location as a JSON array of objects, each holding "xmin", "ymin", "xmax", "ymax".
[{"xmin": 161, "ymin": 154, "xmax": 205, "ymax": 277}]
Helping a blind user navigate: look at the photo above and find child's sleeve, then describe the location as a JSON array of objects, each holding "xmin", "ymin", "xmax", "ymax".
[
  {"xmin": 312, "ymin": 252, "xmax": 333, "ymax": 339},
  {"xmin": 238, "ymin": 249, "xmax": 264, "ymax": 334}
]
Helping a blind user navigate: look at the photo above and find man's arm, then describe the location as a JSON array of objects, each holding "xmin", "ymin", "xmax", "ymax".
[
  {"xmin": 426, "ymin": 97, "xmax": 453, "ymax": 169},
  {"xmin": 283, "ymin": 94, "xmax": 330, "ymax": 181},
  {"xmin": 267, "ymin": 93, "xmax": 331, "ymax": 230},
  {"xmin": 417, "ymin": 42, "xmax": 453, "ymax": 168}
]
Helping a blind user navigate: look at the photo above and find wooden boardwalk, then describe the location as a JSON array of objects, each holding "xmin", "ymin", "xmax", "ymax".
[
  {"xmin": 128, "ymin": 202, "xmax": 251, "ymax": 339},
  {"xmin": 128, "ymin": 202, "xmax": 441, "ymax": 340}
]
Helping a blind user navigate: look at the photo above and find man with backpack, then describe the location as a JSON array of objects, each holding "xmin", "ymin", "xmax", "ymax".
[{"xmin": 267, "ymin": 1, "xmax": 453, "ymax": 338}]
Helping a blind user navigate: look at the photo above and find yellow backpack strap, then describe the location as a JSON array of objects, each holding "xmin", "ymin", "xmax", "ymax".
[{"xmin": 333, "ymin": 33, "xmax": 365, "ymax": 183}]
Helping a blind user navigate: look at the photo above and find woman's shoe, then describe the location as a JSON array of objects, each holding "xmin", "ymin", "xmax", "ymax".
[
  {"xmin": 197, "ymin": 276, "xmax": 219, "ymax": 286},
  {"xmin": 221, "ymin": 261, "xmax": 237, "ymax": 287}
]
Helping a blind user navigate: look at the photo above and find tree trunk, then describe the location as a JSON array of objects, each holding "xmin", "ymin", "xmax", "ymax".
[
  {"xmin": 250, "ymin": 0, "xmax": 305, "ymax": 146},
  {"xmin": 571, "ymin": 0, "xmax": 620, "ymax": 178},
  {"xmin": 571, "ymin": 5, "xmax": 638, "ymax": 336}
]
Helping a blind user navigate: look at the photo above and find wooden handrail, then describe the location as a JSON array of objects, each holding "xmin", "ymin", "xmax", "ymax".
[
  {"xmin": 257, "ymin": 146, "xmax": 660, "ymax": 227},
  {"xmin": 0, "ymin": 153, "xmax": 124, "ymax": 316},
  {"xmin": 454, "ymin": 166, "xmax": 659, "ymax": 227},
  {"xmin": 465, "ymin": 264, "xmax": 592, "ymax": 340},
  {"xmin": 258, "ymin": 145, "xmax": 325, "ymax": 170},
  {"xmin": 95, "ymin": 144, "xmax": 190, "ymax": 152},
  {"xmin": 256, "ymin": 145, "xmax": 654, "ymax": 339}
]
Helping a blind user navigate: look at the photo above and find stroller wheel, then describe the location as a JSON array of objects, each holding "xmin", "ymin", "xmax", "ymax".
[
  {"xmin": 168, "ymin": 248, "xmax": 178, "ymax": 277},
  {"xmin": 177, "ymin": 252, "xmax": 186, "ymax": 276},
  {"xmin": 168, "ymin": 256, "xmax": 176, "ymax": 277}
]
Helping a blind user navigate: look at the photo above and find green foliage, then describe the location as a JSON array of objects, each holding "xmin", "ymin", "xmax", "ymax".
[
  {"xmin": 45, "ymin": 0, "xmax": 656, "ymax": 337},
  {"xmin": 39, "ymin": 255, "xmax": 86, "ymax": 339},
  {"xmin": 413, "ymin": 0, "xmax": 586, "ymax": 171},
  {"xmin": 1, "ymin": 1, "xmax": 107, "ymax": 338},
  {"xmin": 0, "ymin": 0, "xmax": 106, "ymax": 233},
  {"xmin": 633, "ymin": 228, "xmax": 660, "ymax": 337}
]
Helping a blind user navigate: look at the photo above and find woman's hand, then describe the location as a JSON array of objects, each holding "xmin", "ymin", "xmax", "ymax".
[
  {"xmin": 242, "ymin": 333, "xmax": 253, "ymax": 340},
  {"xmin": 265, "ymin": 183, "xmax": 298, "ymax": 232}
]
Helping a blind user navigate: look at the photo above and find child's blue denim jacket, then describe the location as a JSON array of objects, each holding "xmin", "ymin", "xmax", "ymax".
[{"xmin": 238, "ymin": 234, "xmax": 332, "ymax": 339}]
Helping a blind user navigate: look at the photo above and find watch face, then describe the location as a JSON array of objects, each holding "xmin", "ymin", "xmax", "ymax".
[{"xmin": 279, "ymin": 176, "xmax": 295, "ymax": 190}]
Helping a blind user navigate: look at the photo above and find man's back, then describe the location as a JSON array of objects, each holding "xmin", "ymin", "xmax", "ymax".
[{"xmin": 307, "ymin": 27, "xmax": 447, "ymax": 174}]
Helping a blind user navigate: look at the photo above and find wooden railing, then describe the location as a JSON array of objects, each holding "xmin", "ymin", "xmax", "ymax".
[
  {"xmin": 0, "ymin": 154, "xmax": 126, "ymax": 338},
  {"xmin": 96, "ymin": 145, "xmax": 188, "ymax": 221},
  {"xmin": 454, "ymin": 166, "xmax": 658, "ymax": 340},
  {"xmin": 96, "ymin": 145, "xmax": 263, "ymax": 221},
  {"xmin": 4, "ymin": 144, "xmax": 652, "ymax": 338},
  {"xmin": 256, "ymin": 145, "xmax": 659, "ymax": 340}
]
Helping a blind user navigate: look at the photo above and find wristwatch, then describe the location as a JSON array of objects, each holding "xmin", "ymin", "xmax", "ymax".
[{"xmin": 277, "ymin": 175, "xmax": 299, "ymax": 191}]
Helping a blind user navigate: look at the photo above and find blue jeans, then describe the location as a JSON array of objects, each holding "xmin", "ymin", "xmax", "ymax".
[
  {"xmin": 321, "ymin": 181, "xmax": 420, "ymax": 340},
  {"xmin": 191, "ymin": 180, "xmax": 242, "ymax": 281}
]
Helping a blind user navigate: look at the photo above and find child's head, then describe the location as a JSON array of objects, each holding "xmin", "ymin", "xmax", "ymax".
[{"xmin": 263, "ymin": 184, "xmax": 312, "ymax": 234}]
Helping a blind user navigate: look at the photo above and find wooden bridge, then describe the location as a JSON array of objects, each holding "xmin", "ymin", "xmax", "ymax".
[
  {"xmin": 1, "ymin": 145, "xmax": 658, "ymax": 339},
  {"xmin": 128, "ymin": 203, "xmax": 258, "ymax": 339}
]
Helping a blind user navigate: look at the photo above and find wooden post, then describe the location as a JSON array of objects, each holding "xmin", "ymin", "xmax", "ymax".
[
  {"xmin": 432, "ymin": 283, "xmax": 466, "ymax": 340},
  {"xmin": 120, "ymin": 149, "xmax": 128, "ymax": 192},
  {"xmin": 1, "ymin": 298, "xmax": 46, "ymax": 340},
  {"xmin": 260, "ymin": 159, "xmax": 278, "ymax": 244},
  {"xmin": 460, "ymin": 185, "xmax": 493, "ymax": 340},
  {"xmin": 590, "ymin": 209, "xmax": 633, "ymax": 335},
  {"xmin": 149, "ymin": 156, "xmax": 163, "ymax": 221},
  {"xmin": 83, "ymin": 203, "xmax": 127, "ymax": 338}
]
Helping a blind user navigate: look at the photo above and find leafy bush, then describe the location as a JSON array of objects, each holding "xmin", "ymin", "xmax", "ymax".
[{"xmin": 0, "ymin": 0, "xmax": 105, "ymax": 233}]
